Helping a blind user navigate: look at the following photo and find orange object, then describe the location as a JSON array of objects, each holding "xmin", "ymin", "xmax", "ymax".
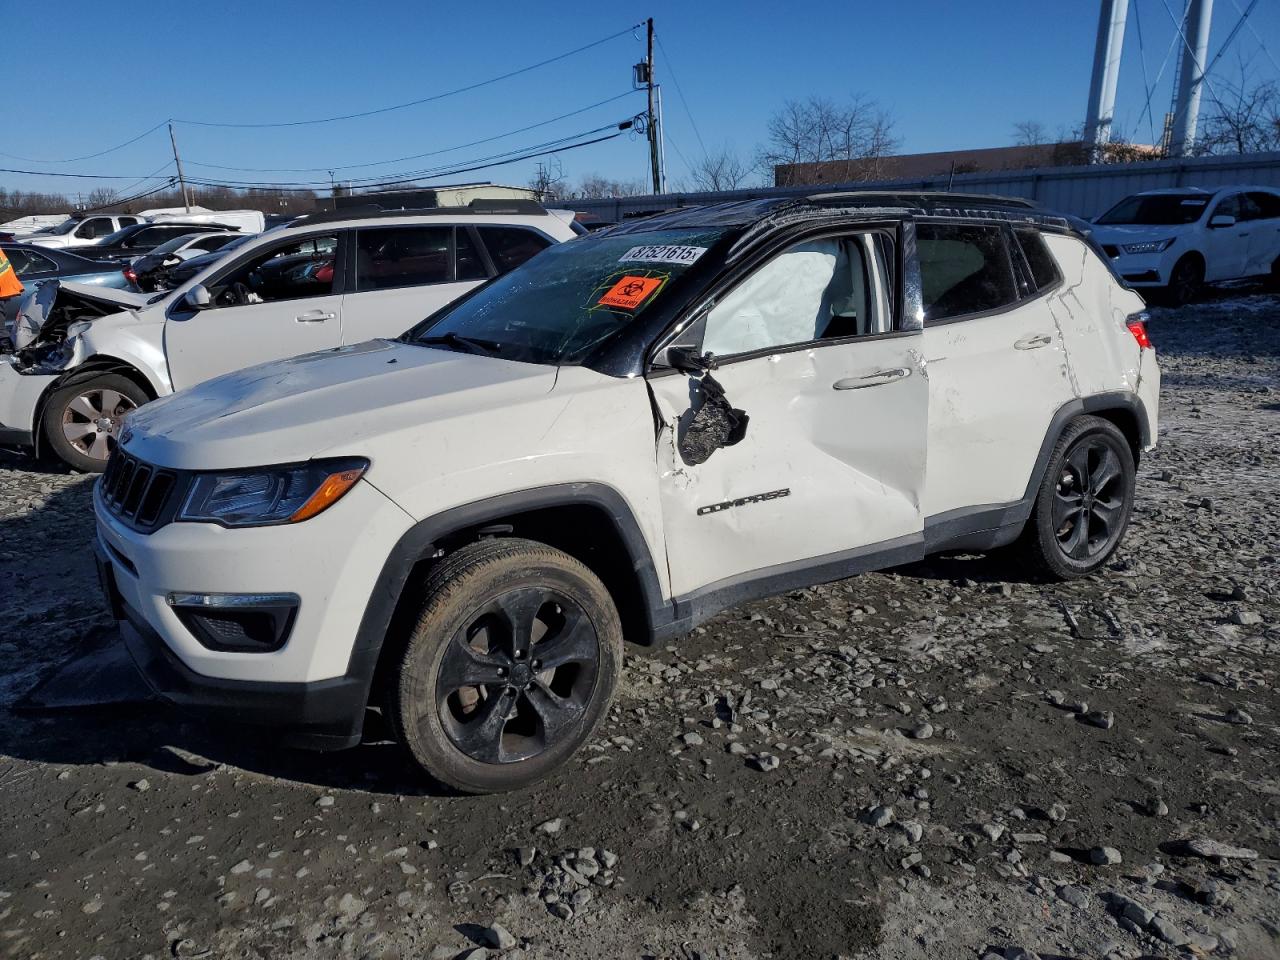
[
  {"xmin": 288, "ymin": 467, "xmax": 365, "ymax": 523},
  {"xmin": 0, "ymin": 250, "xmax": 23, "ymax": 299},
  {"xmin": 598, "ymin": 275, "xmax": 661, "ymax": 310}
]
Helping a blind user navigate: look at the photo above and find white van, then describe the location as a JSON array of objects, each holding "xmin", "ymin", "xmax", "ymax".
[{"xmin": 146, "ymin": 209, "xmax": 265, "ymax": 234}]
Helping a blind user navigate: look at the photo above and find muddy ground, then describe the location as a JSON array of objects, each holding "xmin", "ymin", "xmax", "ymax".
[{"xmin": 1, "ymin": 291, "xmax": 1278, "ymax": 960}]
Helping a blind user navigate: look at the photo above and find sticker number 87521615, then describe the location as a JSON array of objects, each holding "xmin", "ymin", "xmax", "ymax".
[{"xmin": 619, "ymin": 244, "xmax": 707, "ymax": 265}]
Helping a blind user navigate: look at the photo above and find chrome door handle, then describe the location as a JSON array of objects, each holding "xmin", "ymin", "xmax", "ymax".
[
  {"xmin": 1014, "ymin": 334, "xmax": 1053, "ymax": 350},
  {"xmin": 833, "ymin": 367, "xmax": 911, "ymax": 390},
  {"xmin": 295, "ymin": 310, "xmax": 335, "ymax": 323}
]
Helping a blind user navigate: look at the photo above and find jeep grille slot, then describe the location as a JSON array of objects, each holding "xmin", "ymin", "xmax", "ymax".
[{"xmin": 101, "ymin": 451, "xmax": 178, "ymax": 531}]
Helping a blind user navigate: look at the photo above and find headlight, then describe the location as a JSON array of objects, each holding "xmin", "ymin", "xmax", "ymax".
[
  {"xmin": 1121, "ymin": 239, "xmax": 1174, "ymax": 254},
  {"xmin": 178, "ymin": 458, "xmax": 368, "ymax": 527}
]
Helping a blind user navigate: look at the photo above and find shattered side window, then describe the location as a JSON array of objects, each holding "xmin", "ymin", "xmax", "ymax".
[
  {"xmin": 406, "ymin": 228, "xmax": 728, "ymax": 366},
  {"xmin": 916, "ymin": 224, "xmax": 1018, "ymax": 323}
]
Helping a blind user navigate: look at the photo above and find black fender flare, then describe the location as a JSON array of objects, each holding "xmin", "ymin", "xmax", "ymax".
[
  {"xmin": 1021, "ymin": 391, "xmax": 1150, "ymax": 506},
  {"xmin": 342, "ymin": 482, "xmax": 674, "ymax": 712}
]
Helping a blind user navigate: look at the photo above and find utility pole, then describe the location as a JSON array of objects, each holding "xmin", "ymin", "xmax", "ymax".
[
  {"xmin": 1168, "ymin": 0, "xmax": 1214, "ymax": 156},
  {"xmin": 644, "ymin": 18, "xmax": 665, "ymax": 195},
  {"xmin": 168, "ymin": 122, "xmax": 192, "ymax": 212},
  {"xmin": 1083, "ymin": 0, "xmax": 1130, "ymax": 160}
]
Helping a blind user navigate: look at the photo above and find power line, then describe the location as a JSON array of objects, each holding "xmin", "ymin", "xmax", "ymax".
[
  {"xmin": 112, "ymin": 159, "xmax": 177, "ymax": 197},
  {"xmin": 0, "ymin": 120, "xmax": 169, "ymax": 165},
  {"xmin": 174, "ymin": 23, "xmax": 643, "ymax": 129},
  {"xmin": 1224, "ymin": 0, "xmax": 1280, "ymax": 77},
  {"xmin": 0, "ymin": 166, "xmax": 166, "ymax": 180},
  {"xmin": 1130, "ymin": 0, "xmax": 1159, "ymax": 145},
  {"xmin": 78, "ymin": 179, "xmax": 179, "ymax": 213},
  {"xmin": 654, "ymin": 32, "xmax": 708, "ymax": 164},
  {"xmin": 186, "ymin": 129, "xmax": 628, "ymax": 194},
  {"xmin": 185, "ymin": 90, "xmax": 642, "ymax": 173},
  {"xmin": 181, "ymin": 120, "xmax": 637, "ymax": 190}
]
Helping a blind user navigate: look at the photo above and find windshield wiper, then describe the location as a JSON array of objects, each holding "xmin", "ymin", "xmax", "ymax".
[{"xmin": 413, "ymin": 331, "xmax": 503, "ymax": 355}]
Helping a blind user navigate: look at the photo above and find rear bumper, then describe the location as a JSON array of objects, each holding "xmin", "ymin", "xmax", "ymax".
[{"xmin": 102, "ymin": 540, "xmax": 375, "ymax": 750}]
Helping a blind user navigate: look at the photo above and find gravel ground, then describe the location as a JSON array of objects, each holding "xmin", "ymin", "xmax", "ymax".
[{"xmin": 1, "ymin": 292, "xmax": 1277, "ymax": 960}]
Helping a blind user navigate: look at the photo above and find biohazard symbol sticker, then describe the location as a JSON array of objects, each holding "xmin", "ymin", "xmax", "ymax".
[{"xmin": 597, "ymin": 275, "xmax": 662, "ymax": 310}]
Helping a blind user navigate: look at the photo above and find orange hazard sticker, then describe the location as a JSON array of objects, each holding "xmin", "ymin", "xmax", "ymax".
[{"xmin": 598, "ymin": 275, "xmax": 662, "ymax": 310}]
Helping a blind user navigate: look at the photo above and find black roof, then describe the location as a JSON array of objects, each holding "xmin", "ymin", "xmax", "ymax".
[
  {"xmin": 600, "ymin": 190, "xmax": 1059, "ymax": 237},
  {"xmin": 289, "ymin": 198, "xmax": 548, "ymax": 228}
]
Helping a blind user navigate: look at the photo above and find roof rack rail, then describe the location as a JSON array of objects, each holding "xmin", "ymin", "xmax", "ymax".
[
  {"xmin": 806, "ymin": 190, "xmax": 1035, "ymax": 210},
  {"xmin": 287, "ymin": 199, "xmax": 547, "ymax": 228}
]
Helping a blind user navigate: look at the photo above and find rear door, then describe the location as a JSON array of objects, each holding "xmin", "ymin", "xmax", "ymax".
[
  {"xmin": 919, "ymin": 222, "xmax": 1075, "ymax": 520},
  {"xmin": 164, "ymin": 231, "xmax": 344, "ymax": 389},
  {"xmin": 647, "ymin": 228, "xmax": 927, "ymax": 599},
  {"xmin": 340, "ymin": 225, "xmax": 489, "ymax": 342}
]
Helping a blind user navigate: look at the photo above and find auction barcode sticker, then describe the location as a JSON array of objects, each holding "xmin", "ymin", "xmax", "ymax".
[{"xmin": 619, "ymin": 244, "xmax": 707, "ymax": 265}]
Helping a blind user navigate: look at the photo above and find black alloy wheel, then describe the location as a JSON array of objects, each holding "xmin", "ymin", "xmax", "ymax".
[
  {"xmin": 1051, "ymin": 438, "xmax": 1126, "ymax": 561},
  {"xmin": 390, "ymin": 538, "xmax": 623, "ymax": 793},
  {"xmin": 1017, "ymin": 415, "xmax": 1136, "ymax": 580},
  {"xmin": 436, "ymin": 586, "xmax": 600, "ymax": 764}
]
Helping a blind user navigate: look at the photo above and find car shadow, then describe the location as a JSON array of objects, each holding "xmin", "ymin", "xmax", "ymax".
[{"xmin": 0, "ymin": 473, "xmax": 454, "ymax": 797}]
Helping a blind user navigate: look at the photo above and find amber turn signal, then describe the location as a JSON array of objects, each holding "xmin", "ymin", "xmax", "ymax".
[{"xmin": 288, "ymin": 467, "xmax": 366, "ymax": 523}]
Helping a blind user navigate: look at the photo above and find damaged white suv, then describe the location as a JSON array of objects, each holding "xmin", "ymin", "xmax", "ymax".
[
  {"xmin": 94, "ymin": 193, "xmax": 1159, "ymax": 793},
  {"xmin": 1, "ymin": 202, "xmax": 576, "ymax": 471}
]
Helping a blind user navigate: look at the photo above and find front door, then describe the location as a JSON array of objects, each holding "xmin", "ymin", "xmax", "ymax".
[
  {"xmin": 647, "ymin": 230, "xmax": 927, "ymax": 600},
  {"xmin": 1204, "ymin": 194, "xmax": 1253, "ymax": 281},
  {"xmin": 165, "ymin": 232, "xmax": 343, "ymax": 389}
]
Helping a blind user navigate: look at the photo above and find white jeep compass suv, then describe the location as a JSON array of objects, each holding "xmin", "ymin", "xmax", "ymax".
[
  {"xmin": 1, "ymin": 201, "xmax": 577, "ymax": 471},
  {"xmin": 93, "ymin": 193, "xmax": 1160, "ymax": 793}
]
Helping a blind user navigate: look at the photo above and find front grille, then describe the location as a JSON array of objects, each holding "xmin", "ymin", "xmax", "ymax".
[{"xmin": 101, "ymin": 450, "xmax": 179, "ymax": 531}]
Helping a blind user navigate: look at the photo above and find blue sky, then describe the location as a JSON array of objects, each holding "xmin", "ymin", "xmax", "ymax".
[{"xmin": 4, "ymin": 0, "xmax": 1278, "ymax": 203}]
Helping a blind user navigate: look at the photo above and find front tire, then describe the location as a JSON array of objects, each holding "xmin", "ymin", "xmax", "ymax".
[
  {"xmin": 1163, "ymin": 254, "xmax": 1204, "ymax": 306},
  {"xmin": 389, "ymin": 538, "xmax": 623, "ymax": 794},
  {"xmin": 41, "ymin": 374, "xmax": 148, "ymax": 472},
  {"xmin": 1017, "ymin": 416, "xmax": 1135, "ymax": 580}
]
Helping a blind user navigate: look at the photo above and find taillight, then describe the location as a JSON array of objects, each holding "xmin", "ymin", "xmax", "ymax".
[
  {"xmin": 123, "ymin": 266, "xmax": 138, "ymax": 285},
  {"xmin": 1126, "ymin": 312, "xmax": 1153, "ymax": 350}
]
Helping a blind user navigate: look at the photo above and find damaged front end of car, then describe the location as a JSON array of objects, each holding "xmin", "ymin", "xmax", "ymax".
[{"xmin": 1, "ymin": 280, "xmax": 140, "ymax": 374}]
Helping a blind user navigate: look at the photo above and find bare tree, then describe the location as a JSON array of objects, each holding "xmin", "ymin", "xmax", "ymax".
[
  {"xmin": 757, "ymin": 95, "xmax": 899, "ymax": 186},
  {"xmin": 568, "ymin": 174, "xmax": 648, "ymax": 199},
  {"xmin": 1011, "ymin": 120, "xmax": 1048, "ymax": 147},
  {"xmin": 529, "ymin": 158, "xmax": 566, "ymax": 201},
  {"xmin": 688, "ymin": 145, "xmax": 753, "ymax": 192},
  {"xmin": 1197, "ymin": 78, "xmax": 1280, "ymax": 155}
]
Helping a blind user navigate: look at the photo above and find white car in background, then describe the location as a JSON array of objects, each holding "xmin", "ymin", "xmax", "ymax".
[
  {"xmin": 1091, "ymin": 186, "xmax": 1280, "ymax": 304},
  {"xmin": 0, "ymin": 202, "xmax": 576, "ymax": 470},
  {"xmin": 19, "ymin": 214, "xmax": 145, "ymax": 248}
]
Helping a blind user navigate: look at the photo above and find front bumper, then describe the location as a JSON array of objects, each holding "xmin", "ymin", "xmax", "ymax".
[
  {"xmin": 1105, "ymin": 249, "xmax": 1174, "ymax": 287},
  {"xmin": 94, "ymin": 475, "xmax": 416, "ymax": 749},
  {"xmin": 0, "ymin": 360, "xmax": 55, "ymax": 445}
]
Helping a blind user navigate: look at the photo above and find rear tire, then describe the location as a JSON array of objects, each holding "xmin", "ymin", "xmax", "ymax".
[
  {"xmin": 1162, "ymin": 254, "xmax": 1203, "ymax": 306},
  {"xmin": 1016, "ymin": 416, "xmax": 1135, "ymax": 580},
  {"xmin": 41, "ymin": 373, "xmax": 148, "ymax": 473},
  {"xmin": 389, "ymin": 538, "xmax": 623, "ymax": 794}
]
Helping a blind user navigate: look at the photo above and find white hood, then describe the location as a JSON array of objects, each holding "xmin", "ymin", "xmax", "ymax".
[
  {"xmin": 1089, "ymin": 222, "xmax": 1193, "ymax": 244},
  {"xmin": 121, "ymin": 339, "xmax": 559, "ymax": 470}
]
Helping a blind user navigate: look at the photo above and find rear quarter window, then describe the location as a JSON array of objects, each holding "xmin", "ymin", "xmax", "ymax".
[
  {"xmin": 1013, "ymin": 227, "xmax": 1062, "ymax": 292},
  {"xmin": 916, "ymin": 223, "xmax": 1018, "ymax": 323}
]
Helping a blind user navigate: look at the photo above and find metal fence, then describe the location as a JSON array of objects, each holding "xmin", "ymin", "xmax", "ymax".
[{"xmin": 562, "ymin": 150, "xmax": 1280, "ymax": 223}]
